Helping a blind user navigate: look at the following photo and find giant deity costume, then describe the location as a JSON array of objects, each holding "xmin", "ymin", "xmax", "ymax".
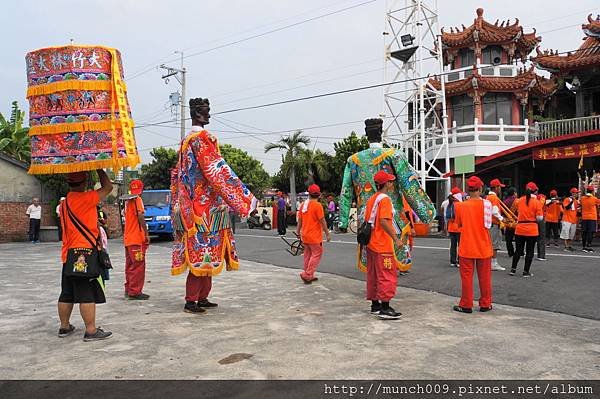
[
  {"xmin": 171, "ymin": 98, "xmax": 257, "ymax": 313},
  {"xmin": 338, "ymin": 118, "xmax": 436, "ymax": 272}
]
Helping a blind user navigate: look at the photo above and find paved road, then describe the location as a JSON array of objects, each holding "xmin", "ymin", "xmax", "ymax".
[{"xmin": 157, "ymin": 228, "xmax": 600, "ymax": 320}]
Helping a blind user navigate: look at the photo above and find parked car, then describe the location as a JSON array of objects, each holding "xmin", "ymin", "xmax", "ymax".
[{"xmin": 141, "ymin": 189, "xmax": 173, "ymax": 240}]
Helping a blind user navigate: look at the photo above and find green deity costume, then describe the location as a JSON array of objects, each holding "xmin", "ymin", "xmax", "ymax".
[{"xmin": 338, "ymin": 119, "xmax": 436, "ymax": 272}]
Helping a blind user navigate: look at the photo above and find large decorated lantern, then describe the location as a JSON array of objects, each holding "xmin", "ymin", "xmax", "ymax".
[{"xmin": 25, "ymin": 45, "xmax": 139, "ymax": 174}]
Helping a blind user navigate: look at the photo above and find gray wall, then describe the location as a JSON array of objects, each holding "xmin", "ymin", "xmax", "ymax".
[{"xmin": 0, "ymin": 160, "xmax": 47, "ymax": 203}]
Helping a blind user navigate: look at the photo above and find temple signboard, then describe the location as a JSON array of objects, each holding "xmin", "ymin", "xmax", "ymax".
[{"xmin": 533, "ymin": 142, "xmax": 600, "ymax": 160}]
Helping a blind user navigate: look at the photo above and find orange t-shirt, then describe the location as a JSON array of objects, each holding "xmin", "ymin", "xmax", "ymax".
[
  {"xmin": 580, "ymin": 195, "xmax": 600, "ymax": 221},
  {"xmin": 515, "ymin": 196, "xmax": 543, "ymax": 236},
  {"xmin": 365, "ymin": 194, "xmax": 394, "ymax": 254},
  {"xmin": 486, "ymin": 193, "xmax": 503, "ymax": 225},
  {"xmin": 447, "ymin": 201, "xmax": 461, "ymax": 233},
  {"xmin": 60, "ymin": 190, "xmax": 100, "ymax": 263},
  {"xmin": 298, "ymin": 199, "xmax": 325, "ymax": 244},
  {"xmin": 562, "ymin": 197, "xmax": 579, "ymax": 224},
  {"xmin": 124, "ymin": 196, "xmax": 146, "ymax": 246},
  {"xmin": 455, "ymin": 198, "xmax": 492, "ymax": 259},
  {"xmin": 544, "ymin": 200, "xmax": 562, "ymax": 223}
]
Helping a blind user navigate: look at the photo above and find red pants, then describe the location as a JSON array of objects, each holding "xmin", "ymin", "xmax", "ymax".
[
  {"xmin": 124, "ymin": 244, "xmax": 147, "ymax": 296},
  {"xmin": 458, "ymin": 257, "xmax": 492, "ymax": 309},
  {"xmin": 300, "ymin": 243, "xmax": 323, "ymax": 281},
  {"xmin": 185, "ymin": 272, "xmax": 212, "ymax": 302},
  {"xmin": 366, "ymin": 248, "xmax": 397, "ymax": 302}
]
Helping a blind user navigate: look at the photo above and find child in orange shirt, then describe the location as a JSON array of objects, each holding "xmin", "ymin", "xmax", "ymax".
[
  {"xmin": 453, "ymin": 176, "xmax": 493, "ymax": 313},
  {"xmin": 296, "ymin": 184, "xmax": 331, "ymax": 283}
]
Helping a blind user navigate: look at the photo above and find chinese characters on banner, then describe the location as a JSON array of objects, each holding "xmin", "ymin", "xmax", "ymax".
[{"xmin": 532, "ymin": 142, "xmax": 600, "ymax": 160}]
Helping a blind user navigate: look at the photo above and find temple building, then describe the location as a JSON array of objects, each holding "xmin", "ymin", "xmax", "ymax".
[{"xmin": 433, "ymin": 10, "xmax": 600, "ymax": 198}]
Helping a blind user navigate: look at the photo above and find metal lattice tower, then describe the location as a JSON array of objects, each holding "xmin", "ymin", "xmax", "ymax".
[{"xmin": 382, "ymin": 0, "xmax": 450, "ymax": 192}]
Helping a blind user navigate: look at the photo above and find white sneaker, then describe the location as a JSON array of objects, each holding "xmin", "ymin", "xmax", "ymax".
[{"xmin": 491, "ymin": 264, "xmax": 506, "ymax": 271}]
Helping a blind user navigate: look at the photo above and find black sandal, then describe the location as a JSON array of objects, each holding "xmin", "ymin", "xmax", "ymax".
[{"xmin": 453, "ymin": 305, "xmax": 473, "ymax": 314}]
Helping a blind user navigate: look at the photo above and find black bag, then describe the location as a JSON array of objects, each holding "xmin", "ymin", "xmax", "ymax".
[
  {"xmin": 356, "ymin": 194, "xmax": 386, "ymax": 246},
  {"xmin": 63, "ymin": 200, "xmax": 112, "ymax": 278},
  {"xmin": 356, "ymin": 221, "xmax": 372, "ymax": 245}
]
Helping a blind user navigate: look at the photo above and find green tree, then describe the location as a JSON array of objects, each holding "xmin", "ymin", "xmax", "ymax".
[
  {"xmin": 264, "ymin": 130, "xmax": 310, "ymax": 212},
  {"xmin": 139, "ymin": 147, "xmax": 178, "ymax": 189},
  {"xmin": 219, "ymin": 144, "xmax": 270, "ymax": 196},
  {"xmin": 0, "ymin": 101, "xmax": 30, "ymax": 162},
  {"xmin": 298, "ymin": 148, "xmax": 332, "ymax": 186},
  {"xmin": 329, "ymin": 131, "xmax": 369, "ymax": 194}
]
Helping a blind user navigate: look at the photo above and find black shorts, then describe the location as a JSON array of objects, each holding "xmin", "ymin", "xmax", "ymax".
[{"xmin": 59, "ymin": 264, "xmax": 106, "ymax": 304}]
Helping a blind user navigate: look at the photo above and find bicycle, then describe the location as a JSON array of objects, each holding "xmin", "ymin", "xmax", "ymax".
[{"xmin": 331, "ymin": 212, "xmax": 357, "ymax": 234}]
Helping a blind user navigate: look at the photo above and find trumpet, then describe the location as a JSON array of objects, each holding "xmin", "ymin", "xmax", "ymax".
[{"xmin": 498, "ymin": 199, "xmax": 518, "ymax": 230}]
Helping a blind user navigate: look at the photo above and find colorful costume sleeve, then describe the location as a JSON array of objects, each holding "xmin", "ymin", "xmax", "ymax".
[
  {"xmin": 338, "ymin": 157, "xmax": 354, "ymax": 229},
  {"xmin": 392, "ymin": 151, "xmax": 436, "ymax": 224},
  {"xmin": 171, "ymin": 130, "xmax": 256, "ymax": 277}
]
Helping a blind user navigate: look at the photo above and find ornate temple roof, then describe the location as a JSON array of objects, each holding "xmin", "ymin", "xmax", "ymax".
[
  {"xmin": 440, "ymin": 8, "xmax": 541, "ymax": 59},
  {"xmin": 533, "ymin": 15, "xmax": 600, "ymax": 73},
  {"xmin": 429, "ymin": 66, "xmax": 557, "ymax": 98}
]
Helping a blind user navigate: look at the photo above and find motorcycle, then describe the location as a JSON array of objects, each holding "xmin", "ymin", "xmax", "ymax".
[{"xmin": 247, "ymin": 210, "xmax": 272, "ymax": 230}]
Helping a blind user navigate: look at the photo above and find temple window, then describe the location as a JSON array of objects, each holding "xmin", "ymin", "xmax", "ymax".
[
  {"xmin": 451, "ymin": 94, "xmax": 474, "ymax": 126},
  {"xmin": 482, "ymin": 45, "xmax": 503, "ymax": 65},
  {"xmin": 483, "ymin": 93, "xmax": 513, "ymax": 124},
  {"xmin": 455, "ymin": 48, "xmax": 475, "ymax": 69}
]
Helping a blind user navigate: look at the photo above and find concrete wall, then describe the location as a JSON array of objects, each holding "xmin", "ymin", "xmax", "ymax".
[{"xmin": 0, "ymin": 161, "xmax": 46, "ymax": 203}]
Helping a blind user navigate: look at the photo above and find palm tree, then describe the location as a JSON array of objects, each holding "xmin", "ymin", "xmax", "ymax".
[
  {"xmin": 299, "ymin": 148, "xmax": 331, "ymax": 185},
  {"xmin": 264, "ymin": 130, "xmax": 310, "ymax": 212},
  {"xmin": 0, "ymin": 101, "xmax": 30, "ymax": 162}
]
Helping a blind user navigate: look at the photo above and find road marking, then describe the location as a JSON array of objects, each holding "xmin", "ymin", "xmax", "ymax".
[{"xmin": 234, "ymin": 233, "xmax": 600, "ymax": 259}]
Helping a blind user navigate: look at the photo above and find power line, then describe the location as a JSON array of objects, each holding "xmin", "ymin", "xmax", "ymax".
[{"xmin": 125, "ymin": 0, "xmax": 379, "ymax": 82}]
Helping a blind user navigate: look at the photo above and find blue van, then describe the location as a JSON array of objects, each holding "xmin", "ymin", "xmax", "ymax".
[{"xmin": 141, "ymin": 189, "xmax": 173, "ymax": 240}]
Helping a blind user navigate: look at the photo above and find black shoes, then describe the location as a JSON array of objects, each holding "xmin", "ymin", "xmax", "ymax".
[
  {"xmin": 522, "ymin": 272, "xmax": 534, "ymax": 278},
  {"xmin": 453, "ymin": 305, "xmax": 472, "ymax": 314},
  {"xmin": 370, "ymin": 303, "xmax": 382, "ymax": 314},
  {"xmin": 58, "ymin": 324, "xmax": 76, "ymax": 338},
  {"xmin": 197, "ymin": 299, "xmax": 218, "ymax": 308},
  {"xmin": 184, "ymin": 301, "xmax": 206, "ymax": 314},
  {"xmin": 127, "ymin": 293, "xmax": 150, "ymax": 300},
  {"xmin": 509, "ymin": 269, "xmax": 516, "ymax": 276},
  {"xmin": 378, "ymin": 307, "xmax": 402, "ymax": 320},
  {"xmin": 479, "ymin": 306, "xmax": 493, "ymax": 312},
  {"xmin": 83, "ymin": 327, "xmax": 112, "ymax": 342}
]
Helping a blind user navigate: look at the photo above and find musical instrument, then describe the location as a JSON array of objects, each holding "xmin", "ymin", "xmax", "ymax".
[{"xmin": 498, "ymin": 199, "xmax": 518, "ymax": 229}]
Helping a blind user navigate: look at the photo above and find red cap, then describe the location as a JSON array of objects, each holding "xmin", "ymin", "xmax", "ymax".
[
  {"xmin": 129, "ymin": 179, "xmax": 144, "ymax": 195},
  {"xmin": 549, "ymin": 189, "xmax": 557, "ymax": 196},
  {"xmin": 374, "ymin": 170, "xmax": 396, "ymax": 184},
  {"xmin": 570, "ymin": 187, "xmax": 580, "ymax": 194},
  {"xmin": 489, "ymin": 178, "xmax": 506, "ymax": 188},
  {"xmin": 450, "ymin": 186, "xmax": 461, "ymax": 195},
  {"xmin": 587, "ymin": 185, "xmax": 595, "ymax": 191},
  {"xmin": 308, "ymin": 184, "xmax": 321, "ymax": 195},
  {"xmin": 467, "ymin": 176, "xmax": 484, "ymax": 190},
  {"xmin": 525, "ymin": 182, "xmax": 538, "ymax": 192}
]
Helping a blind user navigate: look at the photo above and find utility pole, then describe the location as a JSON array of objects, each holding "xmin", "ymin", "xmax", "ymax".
[{"xmin": 160, "ymin": 51, "xmax": 187, "ymax": 141}]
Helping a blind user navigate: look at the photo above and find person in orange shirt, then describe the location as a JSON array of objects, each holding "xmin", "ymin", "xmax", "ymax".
[
  {"xmin": 560, "ymin": 188, "xmax": 580, "ymax": 252},
  {"xmin": 296, "ymin": 184, "xmax": 331, "ymax": 283},
  {"xmin": 57, "ymin": 170, "xmax": 113, "ymax": 342},
  {"xmin": 535, "ymin": 191, "xmax": 548, "ymax": 261},
  {"xmin": 123, "ymin": 179, "xmax": 150, "ymax": 300},
  {"xmin": 580, "ymin": 185, "xmax": 600, "ymax": 252},
  {"xmin": 364, "ymin": 170, "xmax": 404, "ymax": 320},
  {"xmin": 487, "ymin": 179, "xmax": 506, "ymax": 270},
  {"xmin": 510, "ymin": 182, "xmax": 544, "ymax": 277},
  {"xmin": 453, "ymin": 176, "xmax": 493, "ymax": 313},
  {"xmin": 446, "ymin": 187, "xmax": 463, "ymax": 268},
  {"xmin": 544, "ymin": 189, "xmax": 562, "ymax": 247}
]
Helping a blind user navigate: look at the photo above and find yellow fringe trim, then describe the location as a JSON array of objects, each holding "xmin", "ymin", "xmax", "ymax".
[
  {"xmin": 27, "ymin": 154, "xmax": 140, "ymax": 175},
  {"xmin": 26, "ymin": 80, "xmax": 114, "ymax": 98},
  {"xmin": 371, "ymin": 149, "xmax": 395, "ymax": 166},
  {"xmin": 171, "ymin": 228, "xmax": 238, "ymax": 277},
  {"xmin": 28, "ymin": 119, "xmax": 134, "ymax": 136}
]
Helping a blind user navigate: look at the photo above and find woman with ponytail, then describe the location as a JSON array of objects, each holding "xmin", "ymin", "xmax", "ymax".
[{"xmin": 510, "ymin": 182, "xmax": 544, "ymax": 277}]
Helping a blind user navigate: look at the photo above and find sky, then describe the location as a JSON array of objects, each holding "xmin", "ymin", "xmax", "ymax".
[{"xmin": 1, "ymin": 0, "xmax": 598, "ymax": 174}]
